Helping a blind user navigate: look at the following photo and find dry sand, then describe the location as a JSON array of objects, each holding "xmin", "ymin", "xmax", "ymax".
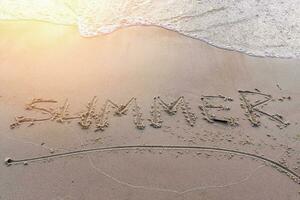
[{"xmin": 0, "ymin": 21, "xmax": 300, "ymax": 200}]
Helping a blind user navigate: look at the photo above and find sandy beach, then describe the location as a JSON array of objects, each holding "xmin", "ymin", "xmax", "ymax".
[{"xmin": 0, "ymin": 21, "xmax": 300, "ymax": 199}]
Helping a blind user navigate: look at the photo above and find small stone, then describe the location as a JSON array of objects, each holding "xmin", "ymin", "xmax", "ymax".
[
  {"xmin": 23, "ymin": 161, "xmax": 28, "ymax": 165},
  {"xmin": 4, "ymin": 157, "xmax": 12, "ymax": 166}
]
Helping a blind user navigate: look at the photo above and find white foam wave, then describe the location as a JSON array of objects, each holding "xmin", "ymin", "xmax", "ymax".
[{"xmin": 0, "ymin": 0, "xmax": 300, "ymax": 58}]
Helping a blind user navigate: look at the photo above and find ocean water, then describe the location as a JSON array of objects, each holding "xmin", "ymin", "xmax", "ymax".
[{"xmin": 0, "ymin": 0, "xmax": 300, "ymax": 58}]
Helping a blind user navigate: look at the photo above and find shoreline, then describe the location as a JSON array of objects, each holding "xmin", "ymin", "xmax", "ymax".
[
  {"xmin": 1, "ymin": 0, "xmax": 300, "ymax": 58},
  {"xmin": 1, "ymin": 20, "xmax": 300, "ymax": 59}
]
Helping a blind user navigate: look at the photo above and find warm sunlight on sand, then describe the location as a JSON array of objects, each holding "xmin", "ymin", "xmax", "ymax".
[
  {"xmin": 0, "ymin": 21, "xmax": 77, "ymax": 51},
  {"xmin": 0, "ymin": 0, "xmax": 77, "ymax": 24}
]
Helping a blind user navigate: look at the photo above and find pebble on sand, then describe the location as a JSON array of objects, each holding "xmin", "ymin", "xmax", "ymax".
[{"xmin": 4, "ymin": 157, "xmax": 12, "ymax": 166}]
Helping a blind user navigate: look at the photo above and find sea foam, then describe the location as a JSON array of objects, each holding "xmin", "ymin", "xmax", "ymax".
[{"xmin": 0, "ymin": 0, "xmax": 300, "ymax": 58}]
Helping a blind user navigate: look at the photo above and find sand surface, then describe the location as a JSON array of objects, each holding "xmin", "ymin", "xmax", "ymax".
[{"xmin": 0, "ymin": 21, "xmax": 300, "ymax": 200}]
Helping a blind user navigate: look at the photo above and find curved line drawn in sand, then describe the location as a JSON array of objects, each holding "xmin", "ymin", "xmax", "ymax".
[
  {"xmin": 74, "ymin": 131, "xmax": 267, "ymax": 195},
  {"xmin": 10, "ymin": 90, "xmax": 291, "ymax": 131},
  {"xmin": 88, "ymin": 155, "xmax": 266, "ymax": 194},
  {"xmin": 86, "ymin": 142, "xmax": 300, "ymax": 194},
  {"xmin": 4, "ymin": 145, "xmax": 300, "ymax": 185},
  {"xmin": 4, "ymin": 129, "xmax": 299, "ymax": 195}
]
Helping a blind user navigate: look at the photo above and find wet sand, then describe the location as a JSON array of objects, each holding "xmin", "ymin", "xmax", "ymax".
[{"xmin": 0, "ymin": 21, "xmax": 300, "ymax": 200}]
